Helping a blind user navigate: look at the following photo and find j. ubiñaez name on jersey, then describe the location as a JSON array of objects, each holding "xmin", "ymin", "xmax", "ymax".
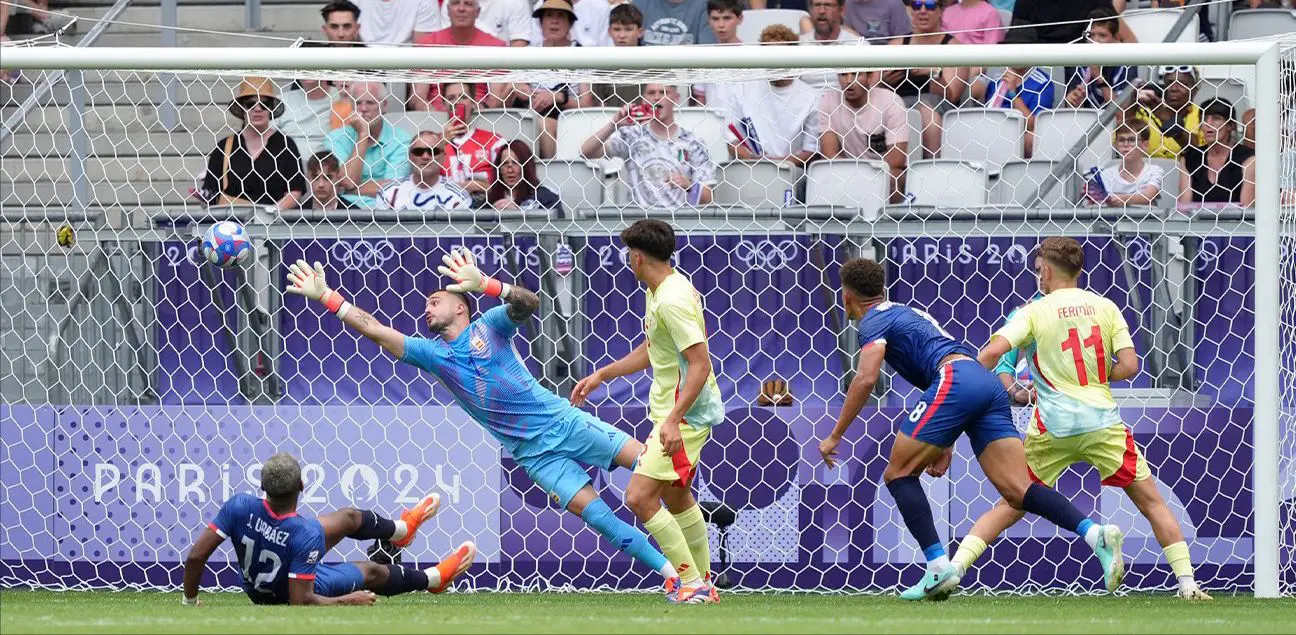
[{"xmin": 88, "ymin": 462, "xmax": 463, "ymax": 507}]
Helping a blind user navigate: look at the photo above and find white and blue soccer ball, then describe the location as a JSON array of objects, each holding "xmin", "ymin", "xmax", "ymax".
[{"xmin": 201, "ymin": 221, "xmax": 255, "ymax": 269}]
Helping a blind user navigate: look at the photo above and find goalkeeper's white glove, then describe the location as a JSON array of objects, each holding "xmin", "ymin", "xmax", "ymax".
[
  {"xmin": 437, "ymin": 248, "xmax": 510, "ymax": 298},
  {"xmin": 285, "ymin": 259, "xmax": 351, "ymax": 317}
]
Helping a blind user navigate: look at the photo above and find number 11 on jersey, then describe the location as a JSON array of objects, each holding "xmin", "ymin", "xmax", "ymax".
[{"xmin": 1061, "ymin": 325, "xmax": 1106, "ymax": 386}]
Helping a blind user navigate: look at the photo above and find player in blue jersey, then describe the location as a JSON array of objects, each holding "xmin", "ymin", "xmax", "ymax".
[
  {"xmin": 284, "ymin": 250, "xmax": 683, "ymax": 599},
  {"xmin": 816, "ymin": 258, "xmax": 1125, "ymax": 601},
  {"xmin": 181, "ymin": 452, "xmax": 475, "ymax": 606}
]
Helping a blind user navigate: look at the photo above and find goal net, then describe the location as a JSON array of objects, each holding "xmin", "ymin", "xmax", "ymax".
[{"xmin": 0, "ymin": 40, "xmax": 1291, "ymax": 596}]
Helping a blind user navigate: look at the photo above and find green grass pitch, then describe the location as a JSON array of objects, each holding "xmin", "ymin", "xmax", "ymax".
[{"xmin": 2, "ymin": 590, "xmax": 1294, "ymax": 634}]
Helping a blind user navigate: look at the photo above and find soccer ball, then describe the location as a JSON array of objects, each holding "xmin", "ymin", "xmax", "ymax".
[{"xmin": 201, "ymin": 221, "xmax": 254, "ymax": 269}]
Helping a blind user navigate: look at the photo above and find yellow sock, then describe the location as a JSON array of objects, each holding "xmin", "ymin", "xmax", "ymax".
[
  {"xmin": 952, "ymin": 535, "xmax": 989, "ymax": 572},
  {"xmin": 645, "ymin": 507, "xmax": 701, "ymax": 583},
  {"xmin": 673, "ymin": 505, "xmax": 711, "ymax": 582},
  {"xmin": 1163, "ymin": 541, "xmax": 1195, "ymax": 580}
]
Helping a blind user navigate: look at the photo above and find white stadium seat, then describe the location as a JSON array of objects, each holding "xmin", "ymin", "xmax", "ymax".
[
  {"xmin": 1149, "ymin": 157, "xmax": 1184, "ymax": 208},
  {"xmin": 805, "ymin": 160, "xmax": 890, "ymax": 219},
  {"xmin": 737, "ymin": 9, "xmax": 808, "ymax": 43},
  {"xmin": 538, "ymin": 160, "xmax": 604, "ymax": 210},
  {"xmin": 555, "ymin": 107, "xmax": 623, "ymax": 173},
  {"xmin": 474, "ymin": 108, "xmax": 538, "ymax": 145},
  {"xmin": 1227, "ymin": 9, "xmax": 1296, "ymax": 40},
  {"xmin": 391, "ymin": 111, "xmax": 448, "ymax": 137},
  {"xmin": 674, "ymin": 108, "xmax": 730, "ymax": 163},
  {"xmin": 1123, "ymin": 8, "xmax": 1198, "ymax": 44},
  {"xmin": 905, "ymin": 159, "xmax": 988, "ymax": 207},
  {"xmin": 940, "ymin": 108, "xmax": 1025, "ymax": 172},
  {"xmin": 714, "ymin": 160, "xmax": 799, "ymax": 208},
  {"xmin": 1195, "ymin": 78, "xmax": 1250, "ymax": 114},
  {"xmin": 989, "ymin": 161, "xmax": 1074, "ymax": 208},
  {"xmin": 1033, "ymin": 109, "xmax": 1110, "ymax": 169}
]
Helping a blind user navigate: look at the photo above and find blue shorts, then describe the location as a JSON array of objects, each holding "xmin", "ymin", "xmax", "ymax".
[
  {"xmin": 511, "ymin": 410, "xmax": 633, "ymax": 509},
  {"xmin": 898, "ymin": 359, "xmax": 1018, "ymax": 455},
  {"xmin": 313, "ymin": 562, "xmax": 365, "ymax": 597}
]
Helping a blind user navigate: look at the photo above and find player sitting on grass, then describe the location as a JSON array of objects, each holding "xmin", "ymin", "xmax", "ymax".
[
  {"xmin": 283, "ymin": 250, "xmax": 685, "ymax": 601},
  {"xmin": 817, "ymin": 258, "xmax": 1126, "ymax": 601},
  {"xmin": 946, "ymin": 237, "xmax": 1211, "ymax": 600},
  {"xmin": 182, "ymin": 452, "xmax": 474, "ymax": 606}
]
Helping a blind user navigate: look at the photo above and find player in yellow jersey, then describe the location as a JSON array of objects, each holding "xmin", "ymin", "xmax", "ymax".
[
  {"xmin": 943, "ymin": 237, "xmax": 1210, "ymax": 599},
  {"xmin": 572, "ymin": 219, "xmax": 725, "ymax": 604}
]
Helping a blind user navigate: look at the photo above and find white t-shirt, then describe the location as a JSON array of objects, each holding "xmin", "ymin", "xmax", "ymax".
[
  {"xmin": 723, "ymin": 79, "xmax": 822, "ymax": 157},
  {"xmin": 530, "ymin": 0, "xmax": 612, "ymax": 46},
  {"xmin": 603, "ymin": 124, "xmax": 717, "ymax": 209},
  {"xmin": 356, "ymin": 0, "xmax": 443, "ymax": 44},
  {"xmin": 378, "ymin": 176, "xmax": 473, "ymax": 211},
  {"xmin": 448, "ymin": 0, "xmax": 534, "ymax": 43},
  {"xmin": 799, "ymin": 29, "xmax": 866, "ymax": 90},
  {"xmin": 1098, "ymin": 161, "xmax": 1165, "ymax": 199}
]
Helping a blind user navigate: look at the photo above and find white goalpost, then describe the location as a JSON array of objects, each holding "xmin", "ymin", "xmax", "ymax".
[{"xmin": 0, "ymin": 40, "xmax": 1290, "ymax": 597}]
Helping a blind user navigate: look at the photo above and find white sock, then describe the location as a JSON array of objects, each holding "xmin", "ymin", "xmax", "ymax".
[
  {"xmin": 660, "ymin": 562, "xmax": 679, "ymax": 581},
  {"xmin": 391, "ymin": 520, "xmax": 409, "ymax": 542},
  {"xmin": 1178, "ymin": 575, "xmax": 1198, "ymax": 591},
  {"xmin": 927, "ymin": 554, "xmax": 951, "ymax": 573},
  {"xmin": 683, "ymin": 577, "xmax": 705, "ymax": 589},
  {"xmin": 423, "ymin": 566, "xmax": 441, "ymax": 590},
  {"xmin": 1083, "ymin": 524, "xmax": 1102, "ymax": 550}
]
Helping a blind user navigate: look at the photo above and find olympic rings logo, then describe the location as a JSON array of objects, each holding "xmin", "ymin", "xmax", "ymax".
[
  {"xmin": 1127, "ymin": 238, "xmax": 1152, "ymax": 272},
  {"xmin": 1196, "ymin": 239, "xmax": 1220, "ymax": 272},
  {"xmin": 733, "ymin": 239, "xmax": 801, "ymax": 272},
  {"xmin": 330, "ymin": 240, "xmax": 397, "ymax": 270}
]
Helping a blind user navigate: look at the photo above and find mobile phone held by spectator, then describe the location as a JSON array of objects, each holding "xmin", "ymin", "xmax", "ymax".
[{"xmin": 628, "ymin": 103, "xmax": 653, "ymax": 122}]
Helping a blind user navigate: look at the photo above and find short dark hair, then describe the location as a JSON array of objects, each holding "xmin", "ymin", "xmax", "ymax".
[
  {"xmin": 1086, "ymin": 6, "xmax": 1119, "ymax": 35},
  {"xmin": 610, "ymin": 3, "xmax": 643, "ymax": 27},
  {"xmin": 620, "ymin": 219, "xmax": 676, "ymax": 262},
  {"xmin": 707, "ymin": 0, "xmax": 743, "ymax": 17},
  {"xmin": 840, "ymin": 258, "xmax": 885, "ymax": 297},
  {"xmin": 306, "ymin": 151, "xmax": 340, "ymax": 175},
  {"xmin": 321, "ymin": 0, "xmax": 360, "ymax": 22},
  {"xmin": 1038, "ymin": 237, "xmax": 1085, "ymax": 278},
  {"xmin": 432, "ymin": 288, "xmax": 475, "ymax": 316},
  {"xmin": 1201, "ymin": 97, "xmax": 1236, "ymax": 122}
]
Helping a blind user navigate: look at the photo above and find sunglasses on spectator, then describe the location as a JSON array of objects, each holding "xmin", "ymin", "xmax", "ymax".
[
  {"xmin": 236, "ymin": 97, "xmax": 275, "ymax": 111},
  {"xmin": 1159, "ymin": 65, "xmax": 1195, "ymax": 76},
  {"xmin": 910, "ymin": 0, "xmax": 939, "ymax": 10},
  {"xmin": 409, "ymin": 145, "xmax": 445, "ymax": 157}
]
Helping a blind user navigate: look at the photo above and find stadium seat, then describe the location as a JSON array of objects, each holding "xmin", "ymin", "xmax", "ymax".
[
  {"xmin": 538, "ymin": 160, "xmax": 603, "ymax": 210},
  {"xmin": 474, "ymin": 108, "xmax": 538, "ymax": 145},
  {"xmin": 1123, "ymin": 8, "xmax": 1198, "ymax": 44},
  {"xmin": 1033, "ymin": 109, "xmax": 1110, "ymax": 169},
  {"xmin": 906, "ymin": 108, "xmax": 922, "ymax": 163},
  {"xmin": 939, "ymin": 108, "xmax": 1025, "ymax": 172},
  {"xmin": 1195, "ymin": 78, "xmax": 1250, "ymax": 114},
  {"xmin": 674, "ymin": 108, "xmax": 729, "ymax": 164},
  {"xmin": 737, "ymin": 9, "xmax": 808, "ymax": 42},
  {"xmin": 989, "ymin": 160, "xmax": 1075, "ymax": 208},
  {"xmin": 714, "ymin": 160, "xmax": 799, "ymax": 208},
  {"xmin": 391, "ymin": 111, "xmax": 448, "ymax": 137},
  {"xmin": 1149, "ymin": 157, "xmax": 1184, "ymax": 208},
  {"xmin": 903, "ymin": 159, "xmax": 988, "ymax": 208},
  {"xmin": 804, "ymin": 160, "xmax": 890, "ymax": 219},
  {"xmin": 1227, "ymin": 8, "xmax": 1296, "ymax": 40},
  {"xmin": 555, "ymin": 107, "xmax": 623, "ymax": 173}
]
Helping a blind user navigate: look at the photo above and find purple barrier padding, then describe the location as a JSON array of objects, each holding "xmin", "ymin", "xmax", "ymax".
[
  {"xmin": 1194, "ymin": 237, "xmax": 1255, "ymax": 404},
  {"xmin": 154, "ymin": 242, "xmax": 245, "ymax": 405}
]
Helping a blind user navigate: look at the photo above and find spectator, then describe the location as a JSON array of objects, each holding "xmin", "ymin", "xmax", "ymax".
[
  {"xmin": 843, "ymin": 0, "xmax": 911, "ymax": 44},
  {"xmin": 307, "ymin": 0, "xmax": 366, "ymax": 46},
  {"xmin": 593, "ymin": 4, "xmax": 645, "ymax": 107},
  {"xmin": 1125, "ymin": 65, "xmax": 1203, "ymax": 159},
  {"xmin": 1010, "ymin": 0, "xmax": 1134, "ymax": 44},
  {"xmin": 802, "ymin": 0, "xmax": 860, "ymax": 44},
  {"xmin": 326, "ymin": 81, "xmax": 414, "ymax": 207},
  {"xmin": 302, "ymin": 152, "xmax": 359, "ymax": 211},
  {"xmin": 635, "ymin": 0, "xmax": 716, "ymax": 45},
  {"xmin": 489, "ymin": 140, "xmax": 565, "ymax": 214},
  {"xmin": 511, "ymin": 0, "xmax": 593, "ymax": 159},
  {"xmin": 279, "ymin": 78, "xmax": 349, "ymax": 153},
  {"xmin": 580, "ymin": 83, "xmax": 717, "ymax": 208},
  {"xmin": 1177, "ymin": 98, "xmax": 1256, "ymax": 207},
  {"xmin": 819, "ymin": 71, "xmax": 909, "ymax": 201},
  {"xmin": 887, "ymin": 0, "xmax": 967, "ymax": 157},
  {"xmin": 708, "ymin": 0, "xmax": 743, "ymax": 44},
  {"xmin": 351, "ymin": 0, "xmax": 442, "ymax": 44},
  {"xmin": 1087, "ymin": 123, "xmax": 1164, "ymax": 208},
  {"xmin": 942, "ymin": 0, "xmax": 1005, "ymax": 44},
  {"xmin": 439, "ymin": 82, "xmax": 508, "ymax": 204},
  {"xmin": 533, "ymin": 0, "xmax": 613, "ymax": 46},
  {"xmin": 1062, "ymin": 7, "xmax": 1135, "ymax": 109},
  {"xmin": 412, "ymin": 0, "xmax": 507, "ymax": 111},
  {"xmin": 379, "ymin": 132, "xmax": 474, "ymax": 211},
  {"xmin": 723, "ymin": 25, "xmax": 820, "ymax": 169},
  {"xmin": 446, "ymin": 0, "xmax": 532, "ymax": 45},
  {"xmin": 972, "ymin": 66, "xmax": 1053, "ymax": 157},
  {"xmin": 201, "ymin": 77, "xmax": 305, "ymax": 210}
]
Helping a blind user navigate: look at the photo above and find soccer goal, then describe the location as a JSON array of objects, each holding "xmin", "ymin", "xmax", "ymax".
[{"xmin": 0, "ymin": 39, "xmax": 1291, "ymax": 597}]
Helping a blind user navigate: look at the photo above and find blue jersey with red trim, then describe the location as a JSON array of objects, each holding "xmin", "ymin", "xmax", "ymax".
[
  {"xmin": 208, "ymin": 493, "xmax": 326, "ymax": 605},
  {"xmin": 856, "ymin": 302, "xmax": 977, "ymax": 390}
]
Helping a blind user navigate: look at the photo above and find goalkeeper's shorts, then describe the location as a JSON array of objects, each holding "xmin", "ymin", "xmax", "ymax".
[
  {"xmin": 1024, "ymin": 421, "xmax": 1151, "ymax": 488},
  {"xmin": 512, "ymin": 410, "xmax": 633, "ymax": 509}
]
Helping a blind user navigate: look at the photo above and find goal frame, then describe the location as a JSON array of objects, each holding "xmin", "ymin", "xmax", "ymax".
[{"xmin": 0, "ymin": 40, "xmax": 1285, "ymax": 598}]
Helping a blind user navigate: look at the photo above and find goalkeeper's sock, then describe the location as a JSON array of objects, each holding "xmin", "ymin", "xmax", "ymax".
[
  {"xmin": 886, "ymin": 476, "xmax": 948, "ymax": 572},
  {"xmin": 580, "ymin": 498, "xmax": 673, "ymax": 579},
  {"xmin": 379, "ymin": 565, "xmax": 429, "ymax": 596},
  {"xmin": 673, "ymin": 505, "xmax": 712, "ymax": 582},
  {"xmin": 644, "ymin": 506, "xmax": 701, "ymax": 584},
  {"xmin": 350, "ymin": 510, "xmax": 400, "ymax": 541},
  {"xmin": 1163, "ymin": 541, "xmax": 1197, "ymax": 586},
  {"xmin": 1022, "ymin": 483, "xmax": 1093, "ymax": 542},
  {"xmin": 952, "ymin": 535, "xmax": 989, "ymax": 575}
]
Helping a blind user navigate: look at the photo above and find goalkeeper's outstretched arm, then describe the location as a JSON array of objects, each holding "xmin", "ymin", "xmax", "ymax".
[{"xmin": 285, "ymin": 260, "xmax": 407, "ymax": 359}]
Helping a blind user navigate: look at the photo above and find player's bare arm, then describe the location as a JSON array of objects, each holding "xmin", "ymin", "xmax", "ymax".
[
  {"xmin": 436, "ymin": 248, "xmax": 536, "ymax": 321},
  {"xmin": 978, "ymin": 336, "xmax": 1013, "ymax": 370},
  {"xmin": 503, "ymin": 285, "xmax": 540, "ymax": 324},
  {"xmin": 1109, "ymin": 347, "xmax": 1139, "ymax": 381},
  {"xmin": 819, "ymin": 343, "xmax": 886, "ymax": 469},
  {"xmin": 180, "ymin": 526, "xmax": 225, "ymax": 605},
  {"xmin": 286, "ymin": 577, "xmax": 377, "ymax": 606},
  {"xmin": 656, "ymin": 341, "xmax": 712, "ymax": 456},
  {"xmin": 571, "ymin": 340, "xmax": 650, "ymax": 407},
  {"xmin": 285, "ymin": 259, "xmax": 406, "ymax": 359}
]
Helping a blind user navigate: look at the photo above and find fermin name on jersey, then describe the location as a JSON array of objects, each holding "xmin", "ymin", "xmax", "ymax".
[
  {"xmin": 1057, "ymin": 305, "xmax": 1097, "ymax": 319},
  {"xmin": 250, "ymin": 515, "xmax": 291, "ymax": 547}
]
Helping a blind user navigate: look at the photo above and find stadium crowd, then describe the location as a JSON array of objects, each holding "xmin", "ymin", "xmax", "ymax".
[{"xmin": 172, "ymin": 0, "xmax": 1291, "ymax": 213}]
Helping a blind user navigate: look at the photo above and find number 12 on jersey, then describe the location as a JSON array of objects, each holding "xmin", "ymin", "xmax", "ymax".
[{"xmin": 1061, "ymin": 325, "xmax": 1106, "ymax": 386}]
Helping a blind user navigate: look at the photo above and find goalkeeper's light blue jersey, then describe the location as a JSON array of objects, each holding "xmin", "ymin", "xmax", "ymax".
[
  {"xmin": 993, "ymin": 295, "xmax": 1045, "ymax": 381},
  {"xmin": 401, "ymin": 306, "xmax": 574, "ymax": 451}
]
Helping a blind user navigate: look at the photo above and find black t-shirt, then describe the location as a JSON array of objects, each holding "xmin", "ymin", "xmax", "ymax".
[
  {"xmin": 1012, "ymin": 0, "xmax": 1114, "ymax": 44},
  {"xmin": 201, "ymin": 130, "xmax": 306, "ymax": 205},
  {"xmin": 1183, "ymin": 144, "xmax": 1255, "ymax": 203}
]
